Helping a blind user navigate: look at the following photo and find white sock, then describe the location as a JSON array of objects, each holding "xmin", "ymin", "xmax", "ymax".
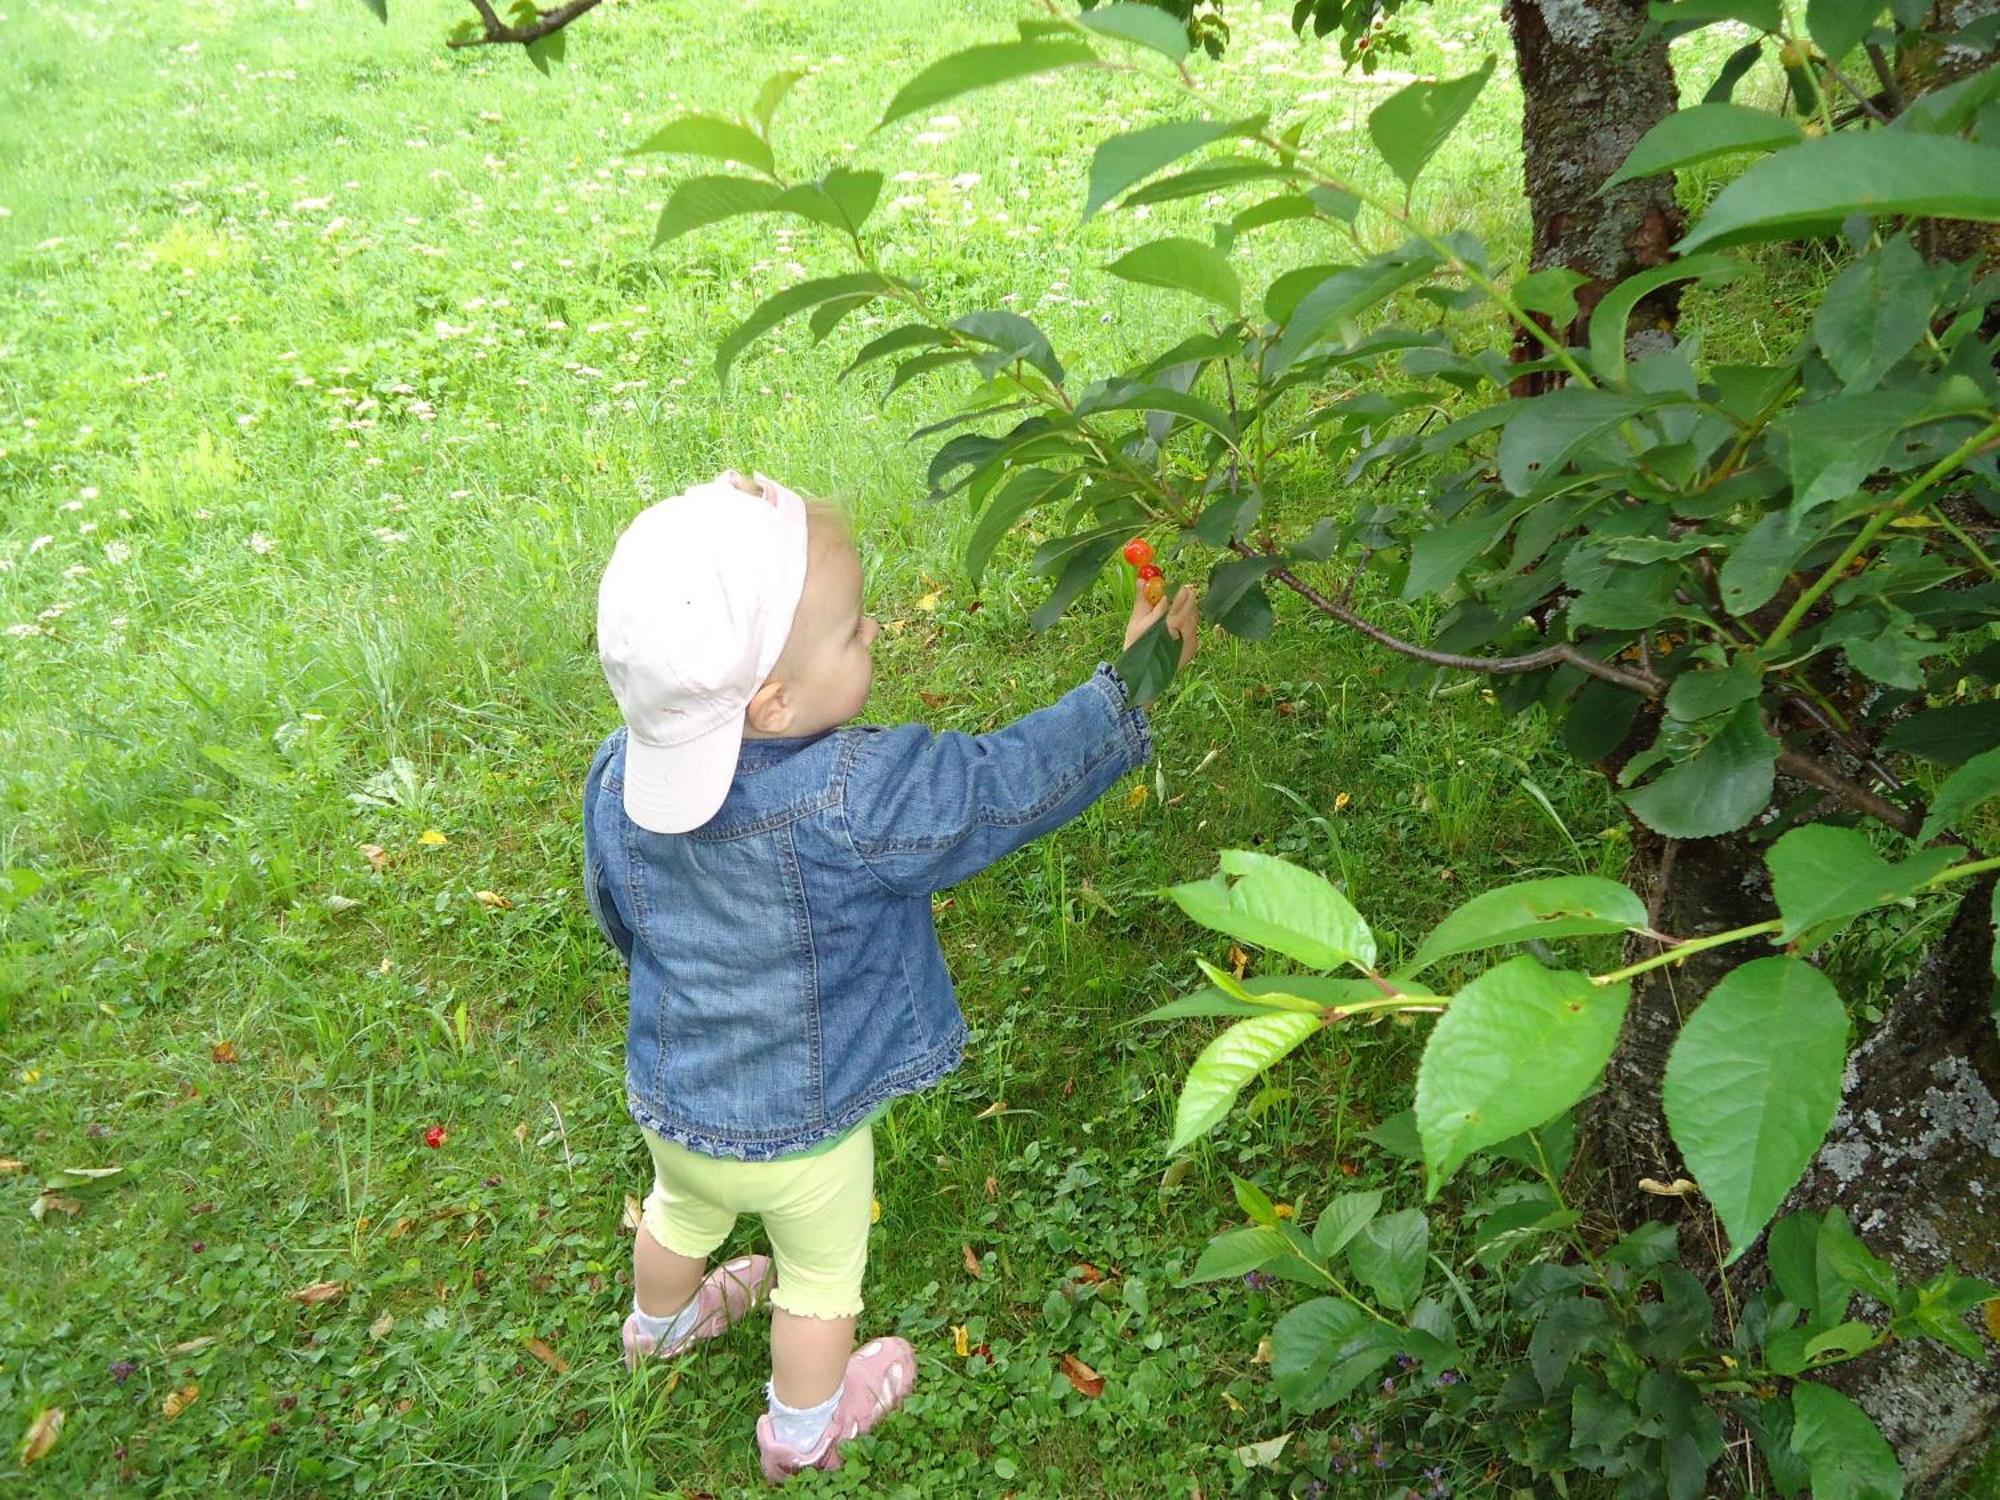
[
  {"xmin": 630, "ymin": 1294, "xmax": 701, "ymax": 1347},
  {"xmin": 767, "ymin": 1382, "xmax": 841, "ymax": 1452}
]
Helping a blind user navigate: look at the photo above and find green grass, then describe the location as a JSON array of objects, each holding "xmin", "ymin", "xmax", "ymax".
[{"xmin": 0, "ymin": 0, "xmax": 1827, "ymax": 1492}]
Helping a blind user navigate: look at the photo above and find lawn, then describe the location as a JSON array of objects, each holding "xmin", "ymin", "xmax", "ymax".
[{"xmin": 0, "ymin": 0, "xmax": 1705, "ymax": 1493}]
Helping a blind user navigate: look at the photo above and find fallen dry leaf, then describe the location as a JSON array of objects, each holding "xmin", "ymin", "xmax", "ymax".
[
  {"xmin": 915, "ymin": 590, "xmax": 941, "ymax": 612},
  {"xmin": 369, "ymin": 1313, "xmax": 394, "ymax": 1341},
  {"xmin": 1639, "ymin": 1177, "xmax": 1699, "ymax": 1198},
  {"xmin": 1251, "ymin": 1335, "xmax": 1273, "ymax": 1365},
  {"xmin": 475, "ymin": 890, "xmax": 510, "ymax": 910},
  {"xmin": 30, "ymin": 1192, "xmax": 80, "ymax": 1222},
  {"xmin": 1073, "ymin": 1263, "xmax": 1105, "ymax": 1284},
  {"xmin": 19, "ymin": 1406, "xmax": 63, "ymax": 1465},
  {"xmin": 1234, "ymin": 1433, "xmax": 1292, "ymax": 1469},
  {"xmin": 972, "ymin": 1099, "xmax": 1008, "ymax": 1121},
  {"xmin": 0, "ymin": 1159, "xmax": 25, "ymax": 1174},
  {"xmin": 1229, "ymin": 945, "xmax": 1250, "ymax": 980},
  {"xmin": 359, "ymin": 843, "xmax": 388, "ymax": 871},
  {"xmin": 211, "ymin": 1040, "xmax": 239, "ymax": 1065},
  {"xmin": 962, "ymin": 1244, "xmax": 983, "ymax": 1280},
  {"xmin": 1273, "ymin": 1203, "xmax": 1295, "ymax": 1220},
  {"xmin": 1058, "ymin": 1353, "xmax": 1105, "ymax": 1399},
  {"xmin": 1985, "ymin": 1299, "xmax": 2000, "ymax": 1343},
  {"xmin": 418, "ymin": 828, "xmax": 449, "ymax": 846},
  {"xmin": 620, "ymin": 1195, "xmax": 643, "ymax": 1234},
  {"xmin": 513, "ymin": 1121, "xmax": 529, "ymax": 1144},
  {"xmin": 1125, "ymin": 781, "xmax": 1149, "ymax": 810},
  {"xmin": 290, "ymin": 1281, "xmax": 345, "ymax": 1307},
  {"xmin": 526, "ymin": 1337, "xmax": 569, "ymax": 1374},
  {"xmin": 172, "ymin": 1336, "xmax": 216, "ymax": 1354},
  {"xmin": 1160, "ymin": 1159, "xmax": 1192, "ymax": 1191},
  {"xmin": 1333, "ymin": 791, "xmax": 1352, "ymax": 812},
  {"xmin": 917, "ymin": 691, "xmax": 949, "ymax": 709},
  {"xmin": 61, "ymin": 1166, "xmax": 122, "ymax": 1180},
  {"xmin": 870, "ymin": 1196, "xmax": 882, "ymax": 1224},
  {"xmin": 951, "ymin": 1324, "xmax": 969, "ymax": 1358},
  {"xmin": 984, "ymin": 1175, "xmax": 998, "ymax": 1202},
  {"xmin": 162, "ymin": 1384, "xmax": 198, "ymax": 1420}
]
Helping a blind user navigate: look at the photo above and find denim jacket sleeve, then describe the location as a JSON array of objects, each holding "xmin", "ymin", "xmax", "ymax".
[
  {"xmin": 582, "ymin": 731, "xmax": 637, "ymax": 966},
  {"xmin": 841, "ymin": 665, "xmax": 1153, "ymax": 895}
]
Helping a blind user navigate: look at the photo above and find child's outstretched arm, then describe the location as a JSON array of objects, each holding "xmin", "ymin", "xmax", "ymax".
[{"xmin": 840, "ymin": 586, "xmax": 1199, "ymax": 896}]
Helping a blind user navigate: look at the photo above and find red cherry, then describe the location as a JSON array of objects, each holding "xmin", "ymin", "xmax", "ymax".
[
  {"xmin": 424, "ymin": 1126, "xmax": 447, "ymax": 1149},
  {"xmin": 1122, "ymin": 537, "xmax": 1155, "ymax": 568},
  {"xmin": 1137, "ymin": 562, "xmax": 1164, "ymax": 581}
]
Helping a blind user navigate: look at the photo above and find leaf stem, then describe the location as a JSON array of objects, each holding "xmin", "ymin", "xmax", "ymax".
[{"xmin": 1592, "ymin": 920, "xmax": 1782, "ymax": 986}]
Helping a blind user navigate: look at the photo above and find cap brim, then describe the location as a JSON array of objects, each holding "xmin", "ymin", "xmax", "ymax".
[{"xmin": 622, "ymin": 716, "xmax": 744, "ymax": 834}]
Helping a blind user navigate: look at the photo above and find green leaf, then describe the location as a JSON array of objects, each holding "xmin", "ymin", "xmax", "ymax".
[
  {"xmin": 1167, "ymin": 1009, "xmax": 1323, "ymax": 1153},
  {"xmin": 1587, "ymin": 254, "xmax": 1743, "ymax": 386},
  {"xmin": 1114, "ymin": 615, "xmax": 1181, "ymax": 708},
  {"xmin": 1347, "ymin": 1208, "xmax": 1429, "ymax": 1311},
  {"xmin": 1704, "ymin": 41, "xmax": 1766, "ymax": 104},
  {"xmin": 1881, "ymin": 701, "xmax": 2000, "ymax": 766},
  {"xmin": 842, "ymin": 322, "xmax": 950, "ymax": 379},
  {"xmin": 1918, "ymin": 744, "xmax": 2000, "ymax": 843},
  {"xmin": 1078, "ymin": 2, "xmax": 1190, "ymax": 60},
  {"xmin": 885, "ymin": 348, "xmax": 974, "ymax": 396},
  {"xmin": 1768, "ymin": 1213, "xmax": 1825, "ymax": 1312},
  {"xmin": 1104, "ymin": 236, "xmax": 1241, "ymax": 312},
  {"xmin": 1311, "ymin": 1190, "xmax": 1383, "ymax": 1257},
  {"xmin": 1514, "ymin": 266, "xmax": 1590, "ymax": 325},
  {"xmin": 1605, "ymin": 103, "xmax": 1802, "ymax": 190},
  {"xmin": 1662, "ymin": 957, "xmax": 1847, "ymax": 1262},
  {"xmin": 1783, "ymin": 390, "xmax": 1929, "ymax": 517},
  {"xmin": 878, "ymin": 39, "xmax": 1097, "ymax": 131},
  {"xmin": 1789, "ymin": 1383, "xmax": 1905, "ymax": 1500},
  {"xmin": 1718, "ymin": 510, "xmax": 1834, "ymax": 617},
  {"xmin": 1818, "ymin": 1207, "xmax": 1900, "ymax": 1307},
  {"xmin": 1204, "ymin": 555, "xmax": 1282, "ymax": 629},
  {"xmin": 1165, "ymin": 849, "xmax": 1376, "ymax": 971},
  {"xmin": 1666, "ymin": 660, "xmax": 1764, "ymax": 721},
  {"xmin": 360, "ymin": 0, "xmax": 387, "ymax": 21},
  {"xmin": 1767, "ymin": 825, "xmax": 1960, "ymax": 941},
  {"xmin": 1496, "ymin": 388, "xmax": 1646, "ymax": 496},
  {"xmin": 1367, "ymin": 56, "xmax": 1497, "ymax": 190},
  {"xmin": 1624, "ymin": 701, "xmax": 1777, "ymax": 838},
  {"xmin": 636, "ymin": 114, "xmax": 775, "ymax": 175},
  {"xmin": 1074, "ymin": 382, "xmax": 1238, "ymax": 445},
  {"xmin": 1806, "ymin": 0, "xmax": 1886, "ymax": 62},
  {"xmin": 1124, "ymin": 160, "xmax": 1298, "ymax": 209},
  {"xmin": 716, "ymin": 272, "xmax": 894, "ymax": 382},
  {"xmin": 750, "ymin": 69, "xmax": 804, "ymax": 132},
  {"xmin": 1135, "ymin": 974, "xmax": 1364, "ymax": 1024},
  {"xmin": 653, "ymin": 175, "xmax": 781, "ymax": 245},
  {"xmin": 1084, "ymin": 116, "xmax": 1265, "ymax": 220},
  {"xmin": 1267, "ymin": 251, "xmax": 1439, "ymax": 374},
  {"xmin": 1270, "ymin": 1298, "xmax": 1402, "ymax": 1412},
  {"xmin": 1814, "ymin": 236, "xmax": 1934, "ymax": 394},
  {"xmin": 1187, "ymin": 1225, "xmax": 1291, "ymax": 1281},
  {"xmin": 1409, "ymin": 876, "xmax": 1646, "ymax": 972},
  {"xmin": 1415, "ymin": 956, "xmax": 1632, "ymax": 1193},
  {"xmin": 1028, "ymin": 533, "xmax": 1121, "ymax": 631},
  {"xmin": 966, "ymin": 467, "xmax": 1077, "ymax": 584},
  {"xmin": 522, "ymin": 24, "xmax": 565, "ymax": 74},
  {"xmin": 770, "ymin": 168, "xmax": 885, "ymax": 235},
  {"xmin": 1679, "ymin": 134, "xmax": 2000, "ymax": 253},
  {"xmin": 951, "ymin": 309, "xmax": 1064, "ymax": 385}
]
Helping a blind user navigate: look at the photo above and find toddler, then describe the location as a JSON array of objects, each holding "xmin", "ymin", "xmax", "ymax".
[{"xmin": 582, "ymin": 471, "xmax": 1197, "ymax": 1480}]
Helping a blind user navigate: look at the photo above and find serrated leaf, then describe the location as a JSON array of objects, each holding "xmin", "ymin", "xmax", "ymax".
[
  {"xmin": 1588, "ymin": 254, "xmax": 1742, "ymax": 386},
  {"xmin": 1783, "ymin": 390, "xmax": 1929, "ymax": 517},
  {"xmin": 1079, "ymin": 2, "xmax": 1190, "ymax": 60},
  {"xmin": 1605, "ymin": 103, "xmax": 1802, "ymax": 191},
  {"xmin": 1187, "ymin": 1225, "xmax": 1292, "ymax": 1281},
  {"xmin": 1767, "ymin": 825, "xmax": 1959, "ymax": 941},
  {"xmin": 1104, "ymin": 236, "xmax": 1240, "ymax": 312},
  {"xmin": 1114, "ymin": 615, "xmax": 1181, "ymax": 708},
  {"xmin": 1496, "ymin": 387, "xmax": 1646, "ymax": 495},
  {"xmin": 1165, "ymin": 850, "xmax": 1375, "ymax": 971},
  {"xmin": 1409, "ymin": 876, "xmax": 1646, "ymax": 972},
  {"xmin": 1311, "ymin": 1190, "xmax": 1383, "ymax": 1257},
  {"xmin": 1679, "ymin": 134, "xmax": 2000, "ymax": 253},
  {"xmin": 951, "ymin": 309, "xmax": 1064, "ymax": 385},
  {"xmin": 751, "ymin": 69, "xmax": 804, "ymax": 132},
  {"xmin": 1167, "ymin": 1010, "xmax": 1323, "ymax": 1153},
  {"xmin": 1814, "ymin": 237, "xmax": 1934, "ymax": 394},
  {"xmin": 1347, "ymin": 1208, "xmax": 1428, "ymax": 1311},
  {"xmin": 966, "ymin": 467, "xmax": 1077, "ymax": 584},
  {"xmin": 1789, "ymin": 1383, "xmax": 1905, "ymax": 1500},
  {"xmin": 1416, "ymin": 957, "xmax": 1631, "ymax": 1193},
  {"xmin": 879, "ymin": 39, "xmax": 1097, "ymax": 131},
  {"xmin": 653, "ymin": 176, "xmax": 784, "ymax": 245},
  {"xmin": 1665, "ymin": 660, "xmax": 1764, "ymax": 721},
  {"xmin": 19, "ymin": 1406, "xmax": 62, "ymax": 1465},
  {"xmin": 1919, "ymin": 745, "xmax": 2000, "ymax": 843},
  {"xmin": 1084, "ymin": 116, "xmax": 1265, "ymax": 220},
  {"xmin": 770, "ymin": 168, "xmax": 886, "ymax": 235},
  {"xmin": 716, "ymin": 272, "xmax": 894, "ymax": 382},
  {"xmin": 1367, "ymin": 56, "xmax": 1496, "ymax": 190},
  {"xmin": 1270, "ymin": 1297, "xmax": 1402, "ymax": 1412},
  {"xmin": 1624, "ymin": 701, "xmax": 1777, "ymax": 838},
  {"xmin": 1663, "ymin": 957, "xmax": 1847, "ymax": 1262},
  {"xmin": 842, "ymin": 323, "xmax": 950, "ymax": 379},
  {"xmin": 635, "ymin": 114, "xmax": 775, "ymax": 175}
]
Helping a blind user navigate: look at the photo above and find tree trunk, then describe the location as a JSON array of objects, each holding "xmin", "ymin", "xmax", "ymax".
[{"xmin": 1504, "ymin": 0, "xmax": 1685, "ymax": 389}]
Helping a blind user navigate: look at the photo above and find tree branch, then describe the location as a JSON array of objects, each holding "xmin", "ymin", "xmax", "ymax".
[
  {"xmin": 1776, "ymin": 747, "xmax": 1923, "ymax": 838},
  {"xmin": 450, "ymin": 0, "xmax": 604, "ymax": 47}
]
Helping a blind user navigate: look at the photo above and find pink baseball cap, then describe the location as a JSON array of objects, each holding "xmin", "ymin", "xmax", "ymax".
[{"xmin": 596, "ymin": 471, "xmax": 809, "ymax": 834}]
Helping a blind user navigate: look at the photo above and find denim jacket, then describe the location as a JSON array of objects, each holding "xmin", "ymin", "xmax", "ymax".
[{"xmin": 583, "ymin": 665, "xmax": 1152, "ymax": 1160}]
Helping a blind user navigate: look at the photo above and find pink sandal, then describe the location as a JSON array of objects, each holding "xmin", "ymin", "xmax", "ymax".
[
  {"xmin": 622, "ymin": 1255, "xmax": 773, "ymax": 1369},
  {"xmin": 755, "ymin": 1336, "xmax": 918, "ymax": 1482}
]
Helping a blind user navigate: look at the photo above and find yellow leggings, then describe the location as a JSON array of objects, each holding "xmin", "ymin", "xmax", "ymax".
[{"xmin": 639, "ymin": 1125, "xmax": 873, "ymax": 1321}]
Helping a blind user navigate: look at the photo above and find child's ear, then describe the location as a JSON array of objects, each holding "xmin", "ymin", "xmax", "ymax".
[{"xmin": 746, "ymin": 679, "xmax": 794, "ymax": 734}]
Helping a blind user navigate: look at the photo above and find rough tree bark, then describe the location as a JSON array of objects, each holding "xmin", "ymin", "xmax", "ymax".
[{"xmin": 1504, "ymin": 0, "xmax": 1686, "ymax": 388}]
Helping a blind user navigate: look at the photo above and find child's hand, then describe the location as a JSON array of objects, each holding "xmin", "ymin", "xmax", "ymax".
[{"xmin": 1125, "ymin": 580, "xmax": 1201, "ymax": 669}]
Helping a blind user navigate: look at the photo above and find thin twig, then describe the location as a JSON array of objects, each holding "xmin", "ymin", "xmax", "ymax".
[
  {"xmin": 1775, "ymin": 747, "xmax": 1921, "ymax": 837},
  {"xmin": 449, "ymin": 0, "xmax": 605, "ymax": 47}
]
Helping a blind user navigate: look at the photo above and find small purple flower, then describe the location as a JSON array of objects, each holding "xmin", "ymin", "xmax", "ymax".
[
  {"xmin": 1380, "ymin": 1376, "xmax": 1398, "ymax": 1396},
  {"xmin": 110, "ymin": 1360, "xmax": 137, "ymax": 1385},
  {"xmin": 1434, "ymin": 1368, "xmax": 1461, "ymax": 1386},
  {"xmin": 1303, "ymin": 1483, "xmax": 1326, "ymax": 1500},
  {"xmin": 1426, "ymin": 1466, "xmax": 1449, "ymax": 1498},
  {"xmin": 1395, "ymin": 1351, "xmax": 1417, "ymax": 1370},
  {"xmin": 1242, "ymin": 1270, "xmax": 1274, "ymax": 1291}
]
